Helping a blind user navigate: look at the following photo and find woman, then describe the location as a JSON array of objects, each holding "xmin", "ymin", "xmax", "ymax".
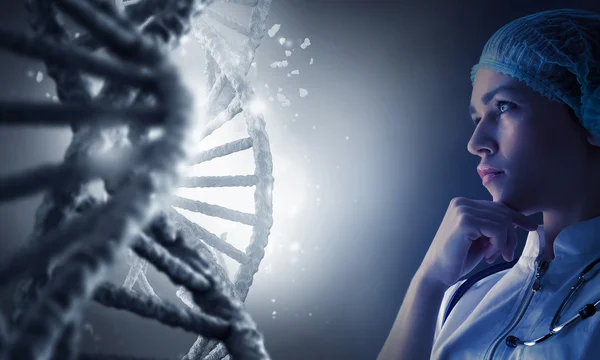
[{"xmin": 379, "ymin": 8, "xmax": 600, "ymax": 360}]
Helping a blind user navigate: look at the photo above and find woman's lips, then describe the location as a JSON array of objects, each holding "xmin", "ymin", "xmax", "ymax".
[{"xmin": 482, "ymin": 172, "xmax": 504, "ymax": 185}]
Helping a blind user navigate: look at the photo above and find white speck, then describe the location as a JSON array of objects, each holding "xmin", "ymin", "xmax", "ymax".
[
  {"xmin": 300, "ymin": 38, "xmax": 311, "ymax": 49},
  {"xmin": 312, "ymin": 125, "xmax": 316, "ymax": 130},
  {"xmin": 316, "ymin": 197, "xmax": 321, "ymax": 202},
  {"xmin": 272, "ymin": 311, "xmax": 277, "ymax": 315},
  {"xmin": 45, "ymin": 93, "xmax": 51, "ymax": 98},
  {"xmin": 268, "ymin": 96, "xmax": 274, "ymax": 101},
  {"xmin": 36, "ymin": 71, "xmax": 44, "ymax": 83},
  {"xmin": 264, "ymin": 84, "xmax": 269, "ymax": 88},
  {"xmin": 309, "ymin": 313, "xmax": 312, "ymax": 316},
  {"xmin": 52, "ymin": 96, "xmax": 58, "ymax": 102},
  {"xmin": 271, "ymin": 299, "xmax": 276, "ymax": 303},
  {"xmin": 287, "ymin": 73, "xmax": 291, "ymax": 77},
  {"xmin": 310, "ymin": 58, "xmax": 314, "ymax": 65},
  {"xmin": 291, "ymin": 69, "xmax": 299, "ymax": 75},
  {"xmin": 26, "ymin": 70, "xmax": 34, "ymax": 78},
  {"xmin": 285, "ymin": 50, "xmax": 292, "ymax": 57},
  {"xmin": 295, "ymin": 113, "xmax": 299, "ymax": 117},
  {"xmin": 251, "ymin": 62, "xmax": 257, "ymax": 67},
  {"xmin": 290, "ymin": 242, "xmax": 301, "ymax": 252},
  {"xmin": 277, "ymin": 93, "xmax": 291, "ymax": 107},
  {"xmin": 316, "ymin": 184, "xmax": 320, "ymax": 189},
  {"xmin": 345, "ymin": 136, "xmax": 350, "ymax": 140},
  {"xmin": 268, "ymin": 24, "xmax": 281, "ymax": 37},
  {"xmin": 279, "ymin": 37, "xmax": 286, "ymax": 45},
  {"xmin": 269, "ymin": 60, "xmax": 288, "ymax": 68},
  {"xmin": 299, "ymin": 88, "xmax": 308, "ymax": 97}
]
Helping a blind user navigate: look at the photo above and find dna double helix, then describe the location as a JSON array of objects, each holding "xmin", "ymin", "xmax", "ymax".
[{"xmin": 0, "ymin": 1, "xmax": 274, "ymax": 359}]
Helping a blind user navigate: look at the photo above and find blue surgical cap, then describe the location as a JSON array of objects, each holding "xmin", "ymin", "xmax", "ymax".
[{"xmin": 470, "ymin": 9, "xmax": 600, "ymax": 145}]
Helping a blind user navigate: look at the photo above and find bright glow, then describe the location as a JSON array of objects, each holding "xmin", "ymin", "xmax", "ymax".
[
  {"xmin": 250, "ymin": 99, "xmax": 266, "ymax": 114},
  {"xmin": 289, "ymin": 242, "xmax": 301, "ymax": 252}
]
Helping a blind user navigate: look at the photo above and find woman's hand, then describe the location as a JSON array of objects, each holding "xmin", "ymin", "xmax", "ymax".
[{"xmin": 419, "ymin": 197, "xmax": 538, "ymax": 286}]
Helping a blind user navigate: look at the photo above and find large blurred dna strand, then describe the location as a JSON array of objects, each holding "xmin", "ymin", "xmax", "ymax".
[{"xmin": 0, "ymin": 0, "xmax": 274, "ymax": 359}]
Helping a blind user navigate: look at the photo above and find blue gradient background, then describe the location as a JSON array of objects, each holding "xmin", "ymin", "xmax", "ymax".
[{"xmin": 2, "ymin": 1, "xmax": 600, "ymax": 359}]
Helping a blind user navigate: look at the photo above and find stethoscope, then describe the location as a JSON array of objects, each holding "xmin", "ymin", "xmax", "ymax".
[{"xmin": 505, "ymin": 256, "xmax": 600, "ymax": 347}]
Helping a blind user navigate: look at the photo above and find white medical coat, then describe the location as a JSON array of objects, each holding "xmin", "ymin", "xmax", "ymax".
[{"xmin": 431, "ymin": 215, "xmax": 600, "ymax": 359}]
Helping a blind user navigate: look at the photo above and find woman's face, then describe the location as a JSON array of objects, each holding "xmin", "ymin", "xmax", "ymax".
[{"xmin": 468, "ymin": 68, "xmax": 597, "ymax": 215}]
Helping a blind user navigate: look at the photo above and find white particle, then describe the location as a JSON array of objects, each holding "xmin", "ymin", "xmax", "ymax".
[
  {"xmin": 271, "ymin": 299, "xmax": 276, "ymax": 303},
  {"xmin": 312, "ymin": 125, "xmax": 316, "ymax": 130},
  {"xmin": 316, "ymin": 184, "xmax": 320, "ymax": 189},
  {"xmin": 309, "ymin": 313, "xmax": 312, "ymax": 316},
  {"xmin": 269, "ymin": 96, "xmax": 274, "ymax": 101},
  {"xmin": 279, "ymin": 37, "xmax": 286, "ymax": 45},
  {"xmin": 299, "ymin": 88, "xmax": 308, "ymax": 97},
  {"xmin": 251, "ymin": 62, "xmax": 257, "ymax": 67},
  {"xmin": 268, "ymin": 24, "xmax": 281, "ymax": 37},
  {"xmin": 285, "ymin": 50, "xmax": 292, "ymax": 57},
  {"xmin": 290, "ymin": 242, "xmax": 301, "ymax": 252},
  {"xmin": 295, "ymin": 113, "xmax": 299, "ymax": 117},
  {"xmin": 287, "ymin": 73, "xmax": 291, "ymax": 77},
  {"xmin": 270, "ymin": 60, "xmax": 288, "ymax": 68},
  {"xmin": 264, "ymin": 84, "xmax": 269, "ymax": 88},
  {"xmin": 36, "ymin": 71, "xmax": 44, "ymax": 83},
  {"xmin": 300, "ymin": 38, "xmax": 311, "ymax": 49},
  {"xmin": 45, "ymin": 93, "xmax": 51, "ymax": 98},
  {"xmin": 316, "ymin": 197, "xmax": 321, "ymax": 202},
  {"xmin": 272, "ymin": 311, "xmax": 277, "ymax": 315},
  {"xmin": 345, "ymin": 136, "xmax": 350, "ymax": 140},
  {"xmin": 310, "ymin": 58, "xmax": 314, "ymax": 65},
  {"xmin": 291, "ymin": 69, "xmax": 299, "ymax": 75},
  {"xmin": 26, "ymin": 70, "xmax": 34, "ymax": 78},
  {"xmin": 276, "ymin": 93, "xmax": 291, "ymax": 107}
]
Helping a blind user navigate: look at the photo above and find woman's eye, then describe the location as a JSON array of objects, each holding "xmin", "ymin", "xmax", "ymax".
[
  {"xmin": 496, "ymin": 100, "xmax": 513, "ymax": 113},
  {"xmin": 472, "ymin": 101, "xmax": 513, "ymax": 126}
]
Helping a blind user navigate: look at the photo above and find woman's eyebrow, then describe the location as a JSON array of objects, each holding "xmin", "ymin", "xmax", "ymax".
[{"xmin": 468, "ymin": 85, "xmax": 522, "ymax": 116}]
